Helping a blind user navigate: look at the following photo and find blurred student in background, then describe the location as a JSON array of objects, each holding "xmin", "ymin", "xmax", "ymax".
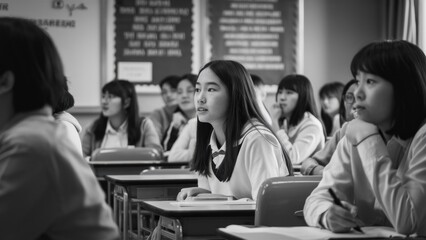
[
  {"xmin": 82, "ymin": 79, "xmax": 162, "ymax": 158},
  {"xmin": 271, "ymin": 74, "xmax": 325, "ymax": 165},
  {"xmin": 319, "ymin": 82, "xmax": 344, "ymax": 137},
  {"xmin": 0, "ymin": 17, "xmax": 119, "ymax": 240},
  {"xmin": 301, "ymin": 79, "xmax": 357, "ymax": 175},
  {"xmin": 53, "ymin": 79, "xmax": 83, "ymax": 155},
  {"xmin": 304, "ymin": 40, "xmax": 426, "ymax": 235},
  {"xmin": 251, "ymin": 74, "xmax": 272, "ymax": 125},
  {"xmin": 162, "ymin": 74, "xmax": 197, "ymax": 151},
  {"xmin": 177, "ymin": 60, "xmax": 291, "ymax": 201},
  {"xmin": 149, "ymin": 75, "xmax": 179, "ymax": 141}
]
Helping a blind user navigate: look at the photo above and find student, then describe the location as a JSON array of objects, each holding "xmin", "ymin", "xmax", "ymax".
[
  {"xmin": 301, "ymin": 79, "xmax": 357, "ymax": 175},
  {"xmin": 177, "ymin": 60, "xmax": 292, "ymax": 201},
  {"xmin": 162, "ymin": 74, "xmax": 197, "ymax": 151},
  {"xmin": 304, "ymin": 40, "xmax": 426, "ymax": 235},
  {"xmin": 271, "ymin": 74, "xmax": 325, "ymax": 165},
  {"xmin": 168, "ymin": 117, "xmax": 197, "ymax": 162},
  {"xmin": 251, "ymin": 74, "xmax": 273, "ymax": 125},
  {"xmin": 319, "ymin": 82, "xmax": 344, "ymax": 136},
  {"xmin": 53, "ymin": 80, "xmax": 83, "ymax": 155},
  {"xmin": 149, "ymin": 75, "xmax": 179, "ymax": 141},
  {"xmin": 82, "ymin": 79, "xmax": 162, "ymax": 158},
  {"xmin": 0, "ymin": 17, "xmax": 119, "ymax": 239}
]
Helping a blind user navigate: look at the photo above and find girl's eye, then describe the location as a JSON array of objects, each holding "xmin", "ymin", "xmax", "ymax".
[
  {"xmin": 366, "ymin": 79, "xmax": 376, "ymax": 85},
  {"xmin": 195, "ymin": 88, "xmax": 200, "ymax": 93},
  {"xmin": 208, "ymin": 88, "xmax": 217, "ymax": 92}
]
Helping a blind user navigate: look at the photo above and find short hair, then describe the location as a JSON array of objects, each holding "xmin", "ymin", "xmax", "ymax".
[
  {"xmin": 319, "ymin": 82, "xmax": 344, "ymax": 136},
  {"xmin": 159, "ymin": 75, "xmax": 179, "ymax": 89},
  {"xmin": 350, "ymin": 40, "xmax": 426, "ymax": 140},
  {"xmin": 0, "ymin": 17, "xmax": 65, "ymax": 113},
  {"xmin": 92, "ymin": 79, "xmax": 143, "ymax": 144},
  {"xmin": 276, "ymin": 74, "xmax": 320, "ymax": 127},
  {"xmin": 250, "ymin": 74, "xmax": 264, "ymax": 87},
  {"xmin": 177, "ymin": 73, "xmax": 197, "ymax": 87},
  {"xmin": 192, "ymin": 60, "xmax": 292, "ymax": 180},
  {"xmin": 339, "ymin": 79, "xmax": 357, "ymax": 125}
]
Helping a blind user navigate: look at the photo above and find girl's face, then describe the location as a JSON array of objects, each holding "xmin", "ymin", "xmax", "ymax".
[
  {"xmin": 161, "ymin": 83, "xmax": 177, "ymax": 107},
  {"xmin": 177, "ymin": 79, "xmax": 195, "ymax": 112},
  {"xmin": 320, "ymin": 96, "xmax": 340, "ymax": 116},
  {"xmin": 344, "ymin": 84, "xmax": 357, "ymax": 121},
  {"xmin": 276, "ymin": 88, "xmax": 299, "ymax": 118},
  {"xmin": 194, "ymin": 68, "xmax": 229, "ymax": 127},
  {"xmin": 354, "ymin": 71, "xmax": 394, "ymax": 129},
  {"xmin": 101, "ymin": 92, "xmax": 126, "ymax": 117}
]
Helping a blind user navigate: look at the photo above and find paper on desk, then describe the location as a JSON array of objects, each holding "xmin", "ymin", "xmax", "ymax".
[
  {"xmin": 220, "ymin": 225, "xmax": 404, "ymax": 240},
  {"xmin": 170, "ymin": 198, "xmax": 256, "ymax": 207}
]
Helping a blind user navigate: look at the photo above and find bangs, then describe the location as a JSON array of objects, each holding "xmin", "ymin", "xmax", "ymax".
[{"xmin": 102, "ymin": 81, "xmax": 126, "ymax": 98}]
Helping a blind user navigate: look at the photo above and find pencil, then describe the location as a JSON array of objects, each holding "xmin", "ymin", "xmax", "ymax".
[{"xmin": 328, "ymin": 188, "xmax": 364, "ymax": 234}]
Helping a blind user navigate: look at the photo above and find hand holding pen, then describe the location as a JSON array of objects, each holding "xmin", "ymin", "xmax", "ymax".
[{"xmin": 327, "ymin": 188, "xmax": 364, "ymax": 234}]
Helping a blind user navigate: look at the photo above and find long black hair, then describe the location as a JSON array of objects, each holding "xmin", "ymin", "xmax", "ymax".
[
  {"xmin": 191, "ymin": 60, "xmax": 293, "ymax": 180},
  {"xmin": 92, "ymin": 80, "xmax": 143, "ymax": 145},
  {"xmin": 276, "ymin": 74, "xmax": 320, "ymax": 128}
]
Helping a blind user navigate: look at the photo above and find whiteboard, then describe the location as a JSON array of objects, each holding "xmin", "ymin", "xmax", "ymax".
[{"xmin": 0, "ymin": 0, "xmax": 102, "ymax": 108}]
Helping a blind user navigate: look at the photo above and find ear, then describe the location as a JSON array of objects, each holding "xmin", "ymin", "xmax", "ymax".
[
  {"xmin": 123, "ymin": 97, "xmax": 131, "ymax": 109},
  {"xmin": 0, "ymin": 71, "xmax": 14, "ymax": 95}
]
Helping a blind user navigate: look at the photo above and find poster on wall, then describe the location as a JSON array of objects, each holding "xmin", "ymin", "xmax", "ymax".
[
  {"xmin": 210, "ymin": 0, "xmax": 299, "ymax": 85},
  {"xmin": 0, "ymin": 0, "xmax": 102, "ymax": 108},
  {"xmin": 115, "ymin": 0, "xmax": 193, "ymax": 84}
]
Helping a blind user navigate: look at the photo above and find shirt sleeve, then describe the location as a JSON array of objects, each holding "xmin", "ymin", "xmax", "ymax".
[
  {"xmin": 356, "ymin": 128, "xmax": 426, "ymax": 235},
  {"xmin": 245, "ymin": 131, "xmax": 287, "ymax": 200},
  {"xmin": 140, "ymin": 118, "xmax": 163, "ymax": 153},
  {"xmin": 301, "ymin": 123, "xmax": 347, "ymax": 175},
  {"xmin": 303, "ymin": 137, "xmax": 354, "ymax": 228},
  {"xmin": 277, "ymin": 119, "xmax": 325, "ymax": 164},
  {"xmin": 168, "ymin": 119, "xmax": 195, "ymax": 162},
  {"xmin": 81, "ymin": 125, "xmax": 94, "ymax": 158}
]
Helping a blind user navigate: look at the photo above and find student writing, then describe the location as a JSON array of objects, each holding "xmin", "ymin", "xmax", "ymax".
[{"xmin": 304, "ymin": 40, "xmax": 426, "ymax": 235}]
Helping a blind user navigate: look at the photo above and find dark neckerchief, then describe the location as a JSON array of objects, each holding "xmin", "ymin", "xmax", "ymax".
[{"xmin": 208, "ymin": 144, "xmax": 243, "ymax": 182}]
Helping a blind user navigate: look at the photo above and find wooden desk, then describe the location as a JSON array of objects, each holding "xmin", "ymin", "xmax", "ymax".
[
  {"xmin": 139, "ymin": 200, "xmax": 256, "ymax": 240},
  {"xmin": 89, "ymin": 160, "xmax": 188, "ymax": 180},
  {"xmin": 105, "ymin": 174, "xmax": 198, "ymax": 240}
]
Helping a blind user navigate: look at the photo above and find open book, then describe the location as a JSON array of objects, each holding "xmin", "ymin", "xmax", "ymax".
[{"xmin": 219, "ymin": 225, "xmax": 406, "ymax": 240}]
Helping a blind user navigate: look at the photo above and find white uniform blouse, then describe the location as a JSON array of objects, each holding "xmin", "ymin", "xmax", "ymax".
[
  {"xmin": 198, "ymin": 120, "xmax": 289, "ymax": 200},
  {"xmin": 304, "ymin": 123, "xmax": 426, "ymax": 235}
]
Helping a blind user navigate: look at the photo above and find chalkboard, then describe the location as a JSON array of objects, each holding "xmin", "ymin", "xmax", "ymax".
[
  {"xmin": 0, "ymin": 0, "xmax": 103, "ymax": 109},
  {"xmin": 210, "ymin": 0, "xmax": 299, "ymax": 85},
  {"xmin": 114, "ymin": 0, "xmax": 193, "ymax": 84}
]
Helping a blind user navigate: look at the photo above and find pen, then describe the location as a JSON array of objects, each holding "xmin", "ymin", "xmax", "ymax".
[{"xmin": 328, "ymin": 188, "xmax": 364, "ymax": 234}]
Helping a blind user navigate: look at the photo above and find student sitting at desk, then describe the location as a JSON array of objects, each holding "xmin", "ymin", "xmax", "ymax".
[
  {"xmin": 162, "ymin": 74, "xmax": 197, "ymax": 151},
  {"xmin": 82, "ymin": 79, "xmax": 162, "ymax": 158},
  {"xmin": 0, "ymin": 17, "xmax": 119, "ymax": 239},
  {"xmin": 271, "ymin": 74, "xmax": 325, "ymax": 165},
  {"xmin": 149, "ymin": 75, "xmax": 179, "ymax": 141},
  {"xmin": 319, "ymin": 82, "xmax": 344, "ymax": 137},
  {"xmin": 177, "ymin": 60, "xmax": 292, "ymax": 201},
  {"xmin": 301, "ymin": 79, "xmax": 357, "ymax": 175},
  {"xmin": 304, "ymin": 40, "xmax": 426, "ymax": 235}
]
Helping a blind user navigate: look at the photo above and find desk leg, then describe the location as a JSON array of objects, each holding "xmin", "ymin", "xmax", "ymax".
[
  {"xmin": 107, "ymin": 181, "xmax": 111, "ymax": 205},
  {"xmin": 113, "ymin": 186, "xmax": 118, "ymax": 223},
  {"xmin": 123, "ymin": 188, "xmax": 129, "ymax": 240}
]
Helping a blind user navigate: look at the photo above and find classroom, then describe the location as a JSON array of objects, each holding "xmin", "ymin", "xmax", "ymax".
[{"xmin": 0, "ymin": 0, "xmax": 426, "ymax": 239}]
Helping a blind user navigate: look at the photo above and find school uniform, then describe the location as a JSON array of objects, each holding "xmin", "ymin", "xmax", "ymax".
[
  {"xmin": 301, "ymin": 122, "xmax": 349, "ymax": 175},
  {"xmin": 148, "ymin": 104, "xmax": 177, "ymax": 141},
  {"xmin": 82, "ymin": 117, "xmax": 162, "ymax": 157},
  {"xmin": 304, "ymin": 123, "xmax": 426, "ymax": 235},
  {"xmin": 0, "ymin": 107, "xmax": 119, "ymax": 240},
  {"xmin": 277, "ymin": 112, "xmax": 325, "ymax": 165},
  {"xmin": 168, "ymin": 117, "xmax": 196, "ymax": 162},
  {"xmin": 198, "ymin": 120, "xmax": 289, "ymax": 200},
  {"xmin": 54, "ymin": 111, "xmax": 83, "ymax": 156}
]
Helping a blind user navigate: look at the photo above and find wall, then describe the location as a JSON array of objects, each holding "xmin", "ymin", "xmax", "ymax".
[{"xmin": 73, "ymin": 0, "xmax": 387, "ymax": 132}]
